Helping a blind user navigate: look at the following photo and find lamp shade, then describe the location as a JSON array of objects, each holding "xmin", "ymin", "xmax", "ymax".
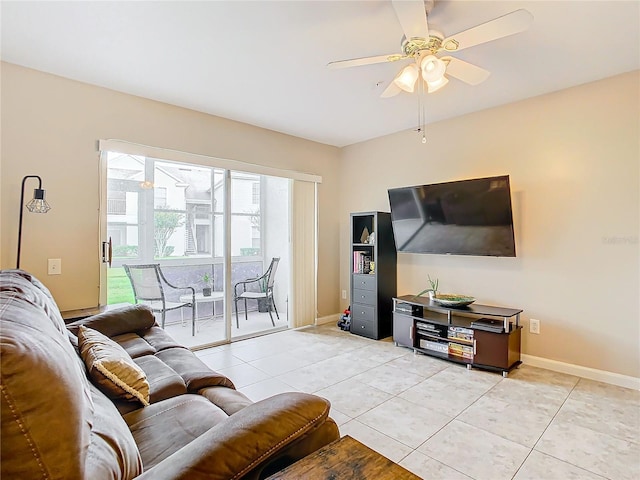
[
  {"xmin": 393, "ymin": 64, "xmax": 419, "ymax": 92},
  {"xmin": 26, "ymin": 188, "xmax": 51, "ymax": 213},
  {"xmin": 420, "ymin": 55, "xmax": 446, "ymax": 83},
  {"xmin": 427, "ymin": 75, "xmax": 449, "ymax": 93}
]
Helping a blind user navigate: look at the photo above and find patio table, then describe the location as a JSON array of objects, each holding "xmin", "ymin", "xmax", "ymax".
[{"xmin": 179, "ymin": 292, "xmax": 224, "ymax": 327}]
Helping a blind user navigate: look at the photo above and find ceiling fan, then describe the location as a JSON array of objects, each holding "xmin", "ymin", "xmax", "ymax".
[{"xmin": 327, "ymin": 0, "xmax": 533, "ymax": 97}]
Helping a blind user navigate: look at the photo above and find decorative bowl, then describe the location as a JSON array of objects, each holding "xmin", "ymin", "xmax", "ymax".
[{"xmin": 432, "ymin": 294, "xmax": 476, "ymax": 307}]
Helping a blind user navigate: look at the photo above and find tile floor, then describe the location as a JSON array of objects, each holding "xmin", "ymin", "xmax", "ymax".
[{"xmin": 194, "ymin": 324, "xmax": 640, "ymax": 480}]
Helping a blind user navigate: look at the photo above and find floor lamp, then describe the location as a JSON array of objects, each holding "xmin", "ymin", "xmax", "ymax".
[{"xmin": 17, "ymin": 175, "xmax": 51, "ymax": 269}]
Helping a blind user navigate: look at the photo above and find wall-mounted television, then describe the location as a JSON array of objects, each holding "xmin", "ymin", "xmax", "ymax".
[{"xmin": 388, "ymin": 175, "xmax": 516, "ymax": 257}]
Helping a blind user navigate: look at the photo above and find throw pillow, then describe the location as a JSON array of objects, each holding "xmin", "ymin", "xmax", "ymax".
[{"xmin": 78, "ymin": 325, "xmax": 150, "ymax": 406}]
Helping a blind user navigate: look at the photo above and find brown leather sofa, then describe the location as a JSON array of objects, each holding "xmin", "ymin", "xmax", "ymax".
[{"xmin": 1, "ymin": 270, "xmax": 339, "ymax": 479}]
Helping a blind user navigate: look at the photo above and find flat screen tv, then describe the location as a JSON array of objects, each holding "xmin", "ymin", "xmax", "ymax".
[{"xmin": 388, "ymin": 175, "xmax": 516, "ymax": 257}]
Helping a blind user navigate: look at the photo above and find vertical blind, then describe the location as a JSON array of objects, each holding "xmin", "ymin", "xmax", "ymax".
[{"xmin": 291, "ymin": 180, "xmax": 317, "ymax": 328}]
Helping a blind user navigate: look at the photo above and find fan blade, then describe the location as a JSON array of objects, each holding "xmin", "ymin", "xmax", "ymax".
[
  {"xmin": 392, "ymin": 0, "xmax": 429, "ymax": 40},
  {"xmin": 442, "ymin": 57, "xmax": 490, "ymax": 85},
  {"xmin": 327, "ymin": 53, "xmax": 404, "ymax": 69},
  {"xmin": 441, "ymin": 9, "xmax": 533, "ymax": 52},
  {"xmin": 381, "ymin": 80, "xmax": 402, "ymax": 98}
]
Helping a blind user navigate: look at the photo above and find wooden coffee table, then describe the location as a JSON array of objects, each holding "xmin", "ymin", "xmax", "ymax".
[{"xmin": 267, "ymin": 435, "xmax": 420, "ymax": 479}]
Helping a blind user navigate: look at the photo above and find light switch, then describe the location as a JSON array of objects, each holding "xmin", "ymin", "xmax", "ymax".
[{"xmin": 48, "ymin": 258, "xmax": 62, "ymax": 275}]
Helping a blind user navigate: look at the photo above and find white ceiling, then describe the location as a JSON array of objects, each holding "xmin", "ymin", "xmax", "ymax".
[{"xmin": 2, "ymin": 1, "xmax": 638, "ymax": 147}]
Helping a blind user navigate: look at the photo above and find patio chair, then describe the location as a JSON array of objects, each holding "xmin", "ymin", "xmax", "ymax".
[
  {"xmin": 123, "ymin": 264, "xmax": 197, "ymax": 335},
  {"xmin": 233, "ymin": 257, "xmax": 280, "ymax": 329}
]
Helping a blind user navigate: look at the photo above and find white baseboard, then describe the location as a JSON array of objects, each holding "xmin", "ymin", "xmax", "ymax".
[
  {"xmin": 521, "ymin": 354, "xmax": 640, "ymax": 391},
  {"xmin": 316, "ymin": 313, "xmax": 340, "ymax": 325},
  {"xmin": 306, "ymin": 319, "xmax": 640, "ymax": 391}
]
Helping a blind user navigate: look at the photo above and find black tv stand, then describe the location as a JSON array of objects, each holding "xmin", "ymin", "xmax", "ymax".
[{"xmin": 393, "ymin": 295, "xmax": 523, "ymax": 377}]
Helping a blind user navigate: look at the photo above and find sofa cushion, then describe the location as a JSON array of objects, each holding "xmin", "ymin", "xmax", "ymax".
[
  {"xmin": 78, "ymin": 325, "xmax": 150, "ymax": 406},
  {"xmin": 85, "ymin": 382, "xmax": 144, "ymax": 479},
  {"xmin": 67, "ymin": 303, "xmax": 156, "ymax": 337},
  {"xmin": 111, "ymin": 327, "xmax": 185, "ymax": 359},
  {"xmin": 1, "ymin": 290, "xmax": 92, "ymax": 479},
  {"xmin": 138, "ymin": 325, "xmax": 186, "ymax": 352},
  {"xmin": 135, "ymin": 355, "xmax": 188, "ymax": 403},
  {"xmin": 115, "ymin": 356, "xmax": 189, "ymax": 415},
  {"xmin": 123, "ymin": 394, "xmax": 228, "ymax": 469},
  {"xmin": 156, "ymin": 347, "xmax": 235, "ymax": 392},
  {"xmin": 0, "ymin": 269, "xmax": 67, "ymax": 335},
  {"xmin": 112, "ymin": 332, "xmax": 157, "ymax": 358}
]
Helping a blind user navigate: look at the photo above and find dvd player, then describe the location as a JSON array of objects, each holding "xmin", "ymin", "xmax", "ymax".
[{"xmin": 395, "ymin": 302, "xmax": 423, "ymax": 317}]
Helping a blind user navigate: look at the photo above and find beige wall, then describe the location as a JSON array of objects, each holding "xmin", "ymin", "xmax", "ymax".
[
  {"xmin": 0, "ymin": 62, "xmax": 341, "ymax": 317},
  {"xmin": 339, "ymin": 71, "xmax": 640, "ymax": 378}
]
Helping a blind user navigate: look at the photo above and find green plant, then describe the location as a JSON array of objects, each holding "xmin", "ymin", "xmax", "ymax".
[
  {"xmin": 154, "ymin": 208, "xmax": 185, "ymax": 257},
  {"xmin": 428, "ymin": 275, "xmax": 439, "ymax": 293},
  {"xmin": 113, "ymin": 245, "xmax": 138, "ymax": 258},
  {"xmin": 106, "ymin": 267, "xmax": 135, "ymax": 305},
  {"xmin": 203, "ymin": 273, "xmax": 212, "ymax": 285},
  {"xmin": 416, "ymin": 275, "xmax": 439, "ymax": 298}
]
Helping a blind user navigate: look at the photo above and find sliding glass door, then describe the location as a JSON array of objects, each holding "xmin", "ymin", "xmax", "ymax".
[
  {"xmin": 102, "ymin": 151, "xmax": 290, "ymax": 348},
  {"xmin": 230, "ymin": 172, "xmax": 289, "ymax": 339}
]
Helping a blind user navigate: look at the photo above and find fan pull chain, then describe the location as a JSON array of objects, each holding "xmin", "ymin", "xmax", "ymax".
[{"xmin": 417, "ymin": 72, "xmax": 427, "ymax": 143}]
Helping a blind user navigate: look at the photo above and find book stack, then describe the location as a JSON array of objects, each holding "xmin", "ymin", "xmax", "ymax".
[
  {"xmin": 471, "ymin": 318, "xmax": 507, "ymax": 333},
  {"xmin": 448, "ymin": 342, "xmax": 473, "ymax": 360},
  {"xmin": 448, "ymin": 326, "xmax": 474, "ymax": 342},
  {"xmin": 352, "ymin": 251, "xmax": 372, "ymax": 274}
]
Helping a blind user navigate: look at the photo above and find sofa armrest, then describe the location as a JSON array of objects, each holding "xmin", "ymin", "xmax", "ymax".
[
  {"xmin": 137, "ymin": 392, "xmax": 336, "ymax": 480},
  {"xmin": 198, "ymin": 386, "xmax": 253, "ymax": 416},
  {"xmin": 66, "ymin": 304, "xmax": 156, "ymax": 337}
]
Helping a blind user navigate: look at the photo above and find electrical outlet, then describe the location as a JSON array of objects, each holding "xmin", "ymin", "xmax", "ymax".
[
  {"xmin": 341, "ymin": 289, "xmax": 347, "ymax": 299},
  {"xmin": 530, "ymin": 318, "xmax": 540, "ymax": 334},
  {"xmin": 48, "ymin": 258, "xmax": 62, "ymax": 275}
]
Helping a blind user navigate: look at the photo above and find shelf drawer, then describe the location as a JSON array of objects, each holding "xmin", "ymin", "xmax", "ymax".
[
  {"xmin": 352, "ymin": 304, "xmax": 375, "ymax": 323},
  {"xmin": 351, "ymin": 317, "xmax": 376, "ymax": 339},
  {"xmin": 352, "ymin": 288, "xmax": 376, "ymax": 305},
  {"xmin": 353, "ymin": 274, "xmax": 376, "ymax": 291}
]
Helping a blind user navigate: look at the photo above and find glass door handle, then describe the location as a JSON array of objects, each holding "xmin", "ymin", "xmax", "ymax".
[{"xmin": 101, "ymin": 237, "xmax": 112, "ymax": 267}]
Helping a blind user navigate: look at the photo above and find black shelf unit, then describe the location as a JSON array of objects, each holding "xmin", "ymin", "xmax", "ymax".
[
  {"xmin": 393, "ymin": 295, "xmax": 523, "ymax": 376},
  {"xmin": 350, "ymin": 212, "xmax": 397, "ymax": 340}
]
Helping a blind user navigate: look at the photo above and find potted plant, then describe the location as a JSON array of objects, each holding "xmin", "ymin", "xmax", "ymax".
[
  {"xmin": 202, "ymin": 273, "xmax": 212, "ymax": 297},
  {"xmin": 257, "ymin": 277, "xmax": 270, "ymax": 312},
  {"xmin": 416, "ymin": 275, "xmax": 438, "ymax": 300}
]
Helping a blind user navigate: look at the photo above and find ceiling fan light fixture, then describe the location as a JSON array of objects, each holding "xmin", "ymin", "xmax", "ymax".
[
  {"xmin": 380, "ymin": 80, "xmax": 403, "ymax": 98},
  {"xmin": 427, "ymin": 75, "xmax": 449, "ymax": 93},
  {"xmin": 420, "ymin": 55, "xmax": 446, "ymax": 83},
  {"xmin": 393, "ymin": 63, "xmax": 419, "ymax": 92}
]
